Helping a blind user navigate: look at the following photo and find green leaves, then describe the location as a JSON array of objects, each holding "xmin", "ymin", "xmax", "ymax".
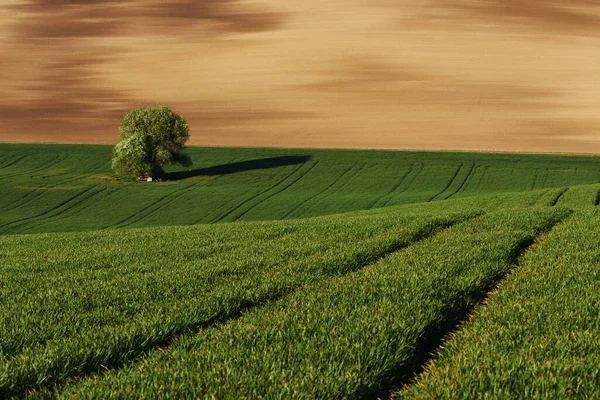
[{"xmin": 112, "ymin": 107, "xmax": 191, "ymax": 178}]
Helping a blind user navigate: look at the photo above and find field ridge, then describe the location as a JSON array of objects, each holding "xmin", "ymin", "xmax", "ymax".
[
  {"xmin": 0, "ymin": 210, "xmax": 475, "ymax": 398},
  {"xmin": 392, "ymin": 208, "xmax": 574, "ymax": 397}
]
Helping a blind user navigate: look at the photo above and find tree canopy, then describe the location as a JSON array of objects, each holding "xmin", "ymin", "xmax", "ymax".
[{"xmin": 112, "ymin": 106, "xmax": 191, "ymax": 179}]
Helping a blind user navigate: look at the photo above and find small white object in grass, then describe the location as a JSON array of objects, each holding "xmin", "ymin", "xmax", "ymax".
[{"xmin": 147, "ymin": 177, "xmax": 153, "ymax": 182}]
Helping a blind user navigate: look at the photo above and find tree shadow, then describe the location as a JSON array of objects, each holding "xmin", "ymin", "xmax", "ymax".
[{"xmin": 163, "ymin": 155, "xmax": 312, "ymax": 181}]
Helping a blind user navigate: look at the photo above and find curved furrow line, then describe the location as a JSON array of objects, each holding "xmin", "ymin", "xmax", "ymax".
[
  {"xmin": 1, "ymin": 187, "xmax": 109, "ymax": 235},
  {"xmin": 529, "ymin": 189, "xmax": 550, "ymax": 206},
  {"xmin": 549, "ymin": 187, "xmax": 569, "ymax": 207},
  {"xmin": 280, "ymin": 161, "xmax": 361, "ymax": 219},
  {"xmin": 529, "ymin": 168, "xmax": 540, "ymax": 190},
  {"xmin": 300, "ymin": 162, "xmax": 368, "ymax": 216},
  {"xmin": 211, "ymin": 161, "xmax": 308, "ymax": 223},
  {"xmin": 392, "ymin": 212, "xmax": 572, "ymax": 398},
  {"xmin": 0, "ymin": 154, "xmax": 67, "ymax": 181},
  {"xmin": 0, "ymin": 155, "xmax": 56, "ymax": 181},
  {"xmin": 119, "ymin": 173, "xmax": 231, "ymax": 227},
  {"xmin": 109, "ymin": 184, "xmax": 200, "ymax": 229},
  {"xmin": 4, "ymin": 213, "xmax": 478, "ymax": 399},
  {"xmin": 538, "ymin": 168, "xmax": 549, "ymax": 188},
  {"xmin": 0, "ymin": 155, "xmax": 27, "ymax": 171},
  {"xmin": 87, "ymin": 159, "xmax": 111, "ymax": 174},
  {"xmin": 204, "ymin": 191, "xmax": 254, "ymax": 224},
  {"xmin": 381, "ymin": 163, "xmax": 426, "ymax": 207},
  {"xmin": 231, "ymin": 160, "xmax": 321, "ymax": 221},
  {"xmin": 0, "ymin": 186, "xmax": 48, "ymax": 212},
  {"xmin": 467, "ymin": 165, "xmax": 488, "ymax": 193},
  {"xmin": 0, "ymin": 185, "xmax": 101, "ymax": 232},
  {"xmin": 444, "ymin": 163, "xmax": 476, "ymax": 200},
  {"xmin": 428, "ymin": 163, "xmax": 464, "ymax": 202},
  {"xmin": 0, "ymin": 162, "xmax": 114, "ymax": 213},
  {"xmin": 370, "ymin": 165, "xmax": 415, "ymax": 209},
  {"xmin": 0, "ymin": 154, "xmax": 16, "ymax": 169},
  {"xmin": 23, "ymin": 187, "xmax": 122, "ymax": 232},
  {"xmin": 0, "ymin": 185, "xmax": 102, "ymax": 234}
]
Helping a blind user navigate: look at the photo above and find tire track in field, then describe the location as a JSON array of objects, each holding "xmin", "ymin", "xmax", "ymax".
[
  {"xmin": 0, "ymin": 186, "xmax": 109, "ymax": 235},
  {"xmin": 0, "ymin": 154, "xmax": 27, "ymax": 170},
  {"xmin": 1, "ymin": 175, "xmax": 84, "ymax": 213},
  {"xmin": 279, "ymin": 161, "xmax": 361, "ymax": 219},
  {"xmin": 108, "ymin": 183, "xmax": 202, "ymax": 229},
  {"xmin": 370, "ymin": 165, "xmax": 415, "ymax": 209},
  {"xmin": 15, "ymin": 213, "xmax": 481, "ymax": 399},
  {"xmin": 23, "ymin": 187, "xmax": 123, "ymax": 232},
  {"xmin": 230, "ymin": 160, "xmax": 321, "ymax": 221},
  {"xmin": 383, "ymin": 211, "xmax": 573, "ymax": 398},
  {"xmin": 209, "ymin": 162, "xmax": 307, "ymax": 223},
  {"xmin": 203, "ymin": 191, "xmax": 252, "ymax": 224},
  {"xmin": 0, "ymin": 185, "xmax": 103, "ymax": 234},
  {"xmin": 0, "ymin": 154, "xmax": 66, "ymax": 181},
  {"xmin": 548, "ymin": 187, "xmax": 569, "ymax": 207},
  {"xmin": 538, "ymin": 168, "xmax": 549, "ymax": 188},
  {"xmin": 531, "ymin": 168, "xmax": 549, "ymax": 190},
  {"xmin": 530, "ymin": 168, "xmax": 540, "ymax": 190},
  {"xmin": 0, "ymin": 159, "xmax": 112, "ymax": 213},
  {"xmin": 111, "ymin": 172, "xmax": 230, "ymax": 228},
  {"xmin": 529, "ymin": 189, "xmax": 550, "ymax": 206},
  {"xmin": 428, "ymin": 163, "xmax": 464, "ymax": 202},
  {"xmin": 150, "ymin": 157, "xmax": 242, "ymax": 224},
  {"xmin": 0, "ymin": 154, "xmax": 17, "ymax": 169},
  {"xmin": 467, "ymin": 165, "xmax": 488, "ymax": 193},
  {"xmin": 0, "ymin": 186, "xmax": 49, "ymax": 213},
  {"xmin": 378, "ymin": 163, "xmax": 426, "ymax": 208},
  {"xmin": 443, "ymin": 163, "xmax": 476, "ymax": 200},
  {"xmin": 0, "ymin": 154, "xmax": 52, "ymax": 180},
  {"xmin": 210, "ymin": 161, "xmax": 310, "ymax": 223},
  {"xmin": 299, "ymin": 161, "xmax": 368, "ymax": 217}
]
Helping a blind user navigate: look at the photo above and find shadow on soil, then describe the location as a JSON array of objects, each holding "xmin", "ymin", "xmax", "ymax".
[{"xmin": 163, "ymin": 155, "xmax": 312, "ymax": 181}]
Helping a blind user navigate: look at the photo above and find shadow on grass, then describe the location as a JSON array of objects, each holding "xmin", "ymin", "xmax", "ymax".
[{"xmin": 163, "ymin": 155, "xmax": 312, "ymax": 181}]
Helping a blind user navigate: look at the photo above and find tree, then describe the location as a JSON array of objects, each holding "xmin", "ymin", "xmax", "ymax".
[{"xmin": 112, "ymin": 106, "xmax": 192, "ymax": 179}]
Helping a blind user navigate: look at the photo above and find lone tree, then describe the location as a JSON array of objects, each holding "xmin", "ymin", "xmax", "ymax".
[{"xmin": 112, "ymin": 106, "xmax": 192, "ymax": 180}]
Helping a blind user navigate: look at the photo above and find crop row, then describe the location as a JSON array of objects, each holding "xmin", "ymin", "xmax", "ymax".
[
  {"xmin": 45, "ymin": 207, "xmax": 570, "ymax": 399},
  {"xmin": 0, "ymin": 205, "xmax": 472, "ymax": 397},
  {"xmin": 2, "ymin": 144, "xmax": 600, "ymax": 234},
  {"xmin": 395, "ymin": 207, "xmax": 600, "ymax": 399}
]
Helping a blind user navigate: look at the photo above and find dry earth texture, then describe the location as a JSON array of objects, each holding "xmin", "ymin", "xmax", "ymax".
[{"xmin": 1, "ymin": 1, "xmax": 600, "ymax": 153}]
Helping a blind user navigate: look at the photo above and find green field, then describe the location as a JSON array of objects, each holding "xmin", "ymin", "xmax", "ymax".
[
  {"xmin": 1, "ymin": 144, "xmax": 600, "ymax": 398},
  {"xmin": 2, "ymin": 143, "xmax": 600, "ymax": 234}
]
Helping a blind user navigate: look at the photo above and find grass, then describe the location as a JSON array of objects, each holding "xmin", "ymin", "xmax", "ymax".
[
  {"xmin": 394, "ymin": 207, "xmax": 600, "ymax": 399},
  {"xmin": 1, "ymin": 144, "xmax": 600, "ymax": 398},
  {"xmin": 1, "ymin": 144, "xmax": 600, "ymax": 234},
  {"xmin": 0, "ymin": 203, "xmax": 473, "ymax": 397},
  {"xmin": 49, "ymin": 207, "xmax": 569, "ymax": 399}
]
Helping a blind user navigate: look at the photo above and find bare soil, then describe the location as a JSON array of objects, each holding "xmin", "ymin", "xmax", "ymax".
[{"xmin": 1, "ymin": 1, "xmax": 600, "ymax": 153}]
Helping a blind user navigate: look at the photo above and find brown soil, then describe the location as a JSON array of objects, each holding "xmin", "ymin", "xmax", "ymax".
[{"xmin": 1, "ymin": 1, "xmax": 600, "ymax": 154}]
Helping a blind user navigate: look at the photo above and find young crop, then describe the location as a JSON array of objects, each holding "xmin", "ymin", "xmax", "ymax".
[
  {"xmin": 51, "ymin": 208, "xmax": 569, "ymax": 399},
  {"xmin": 0, "ymin": 206, "xmax": 473, "ymax": 397},
  {"xmin": 395, "ymin": 208, "xmax": 600, "ymax": 399},
  {"xmin": 2, "ymin": 143, "xmax": 599, "ymax": 398},
  {"xmin": 1, "ymin": 144, "xmax": 599, "ymax": 234}
]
